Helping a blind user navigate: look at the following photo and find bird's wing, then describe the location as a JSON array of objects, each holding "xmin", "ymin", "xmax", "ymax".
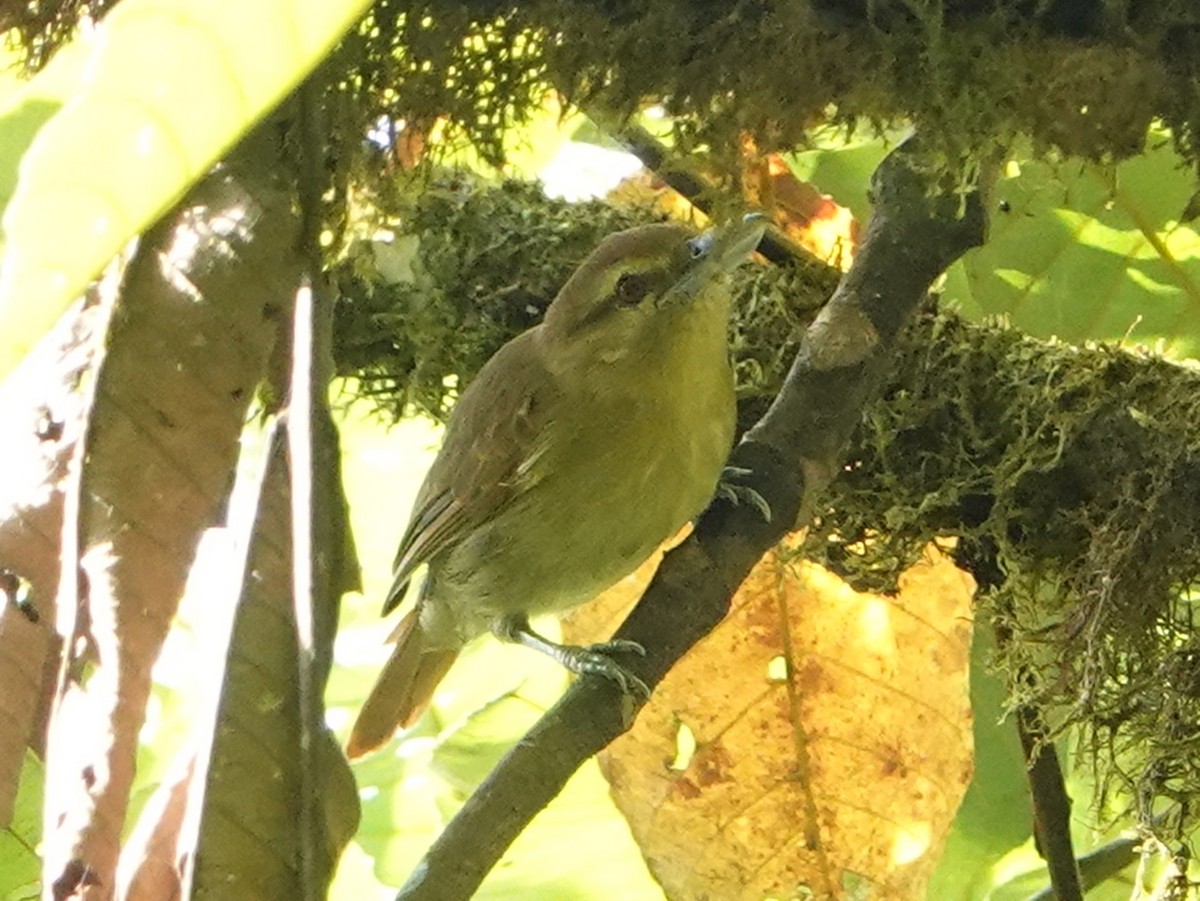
[{"xmin": 383, "ymin": 330, "xmax": 554, "ymax": 612}]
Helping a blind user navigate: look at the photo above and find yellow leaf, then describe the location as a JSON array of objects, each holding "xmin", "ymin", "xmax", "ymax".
[{"xmin": 570, "ymin": 540, "xmax": 975, "ymax": 900}]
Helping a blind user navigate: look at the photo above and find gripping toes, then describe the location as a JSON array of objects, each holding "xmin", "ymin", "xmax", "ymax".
[
  {"xmin": 567, "ymin": 643, "xmax": 650, "ymax": 698},
  {"xmin": 716, "ymin": 466, "xmax": 772, "ymax": 521}
]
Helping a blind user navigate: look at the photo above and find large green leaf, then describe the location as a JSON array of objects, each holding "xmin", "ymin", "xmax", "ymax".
[
  {"xmin": 925, "ymin": 628, "xmax": 1030, "ymax": 900},
  {"xmin": 943, "ymin": 133, "xmax": 1200, "ymax": 358},
  {"xmin": 0, "ymin": 0, "xmax": 372, "ymax": 379},
  {"xmin": 784, "ymin": 124, "xmax": 895, "ymax": 223},
  {"xmin": 787, "ymin": 127, "xmax": 1200, "ymax": 360}
]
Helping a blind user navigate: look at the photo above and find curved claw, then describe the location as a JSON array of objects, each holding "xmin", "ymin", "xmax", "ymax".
[
  {"xmin": 716, "ymin": 466, "xmax": 772, "ymax": 521},
  {"xmin": 564, "ymin": 644, "xmax": 651, "ymax": 698},
  {"xmin": 586, "ymin": 638, "xmax": 646, "ymax": 657}
]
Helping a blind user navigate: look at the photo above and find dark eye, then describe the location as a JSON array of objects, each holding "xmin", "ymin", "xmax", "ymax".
[{"xmin": 614, "ymin": 273, "xmax": 652, "ymax": 307}]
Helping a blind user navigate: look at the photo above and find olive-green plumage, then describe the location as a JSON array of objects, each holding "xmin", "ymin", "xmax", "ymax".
[{"xmin": 347, "ymin": 217, "xmax": 764, "ymax": 758}]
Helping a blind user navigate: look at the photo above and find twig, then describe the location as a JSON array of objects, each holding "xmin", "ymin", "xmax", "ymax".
[
  {"xmin": 603, "ymin": 119, "xmax": 805, "ymax": 267},
  {"xmin": 1024, "ymin": 834, "xmax": 1139, "ymax": 901},
  {"xmin": 1018, "ymin": 712, "xmax": 1085, "ymax": 901},
  {"xmin": 290, "ymin": 77, "xmax": 326, "ymax": 901},
  {"xmin": 393, "ymin": 135, "xmax": 988, "ymax": 901}
]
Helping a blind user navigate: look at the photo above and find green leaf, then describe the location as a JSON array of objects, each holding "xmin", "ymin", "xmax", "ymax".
[
  {"xmin": 984, "ymin": 742, "xmax": 1146, "ymax": 901},
  {"xmin": 930, "ymin": 628, "xmax": 1146, "ymax": 900},
  {"xmin": 352, "ymin": 735, "xmax": 459, "ymax": 888},
  {"xmin": 783, "ymin": 125, "xmax": 896, "ymax": 222},
  {"xmin": 782, "ymin": 125, "xmax": 1200, "ymax": 360},
  {"xmin": 474, "ymin": 763, "xmax": 665, "ymax": 901},
  {"xmin": 352, "ymin": 713, "xmax": 665, "ymax": 899},
  {"xmin": 0, "ymin": 0, "xmax": 372, "ymax": 379},
  {"xmin": 926, "ymin": 626, "xmax": 1030, "ymax": 900},
  {"xmin": 0, "ymin": 751, "xmax": 43, "ymax": 900},
  {"xmin": 944, "ymin": 131, "xmax": 1200, "ymax": 358}
]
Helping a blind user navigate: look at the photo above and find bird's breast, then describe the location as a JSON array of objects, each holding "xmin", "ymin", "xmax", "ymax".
[
  {"xmin": 513, "ymin": 334, "xmax": 735, "ymax": 610},
  {"xmin": 433, "ymin": 312, "xmax": 736, "ymax": 630}
]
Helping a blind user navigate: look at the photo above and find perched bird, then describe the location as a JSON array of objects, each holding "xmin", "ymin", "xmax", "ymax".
[{"xmin": 346, "ymin": 215, "xmax": 766, "ymax": 758}]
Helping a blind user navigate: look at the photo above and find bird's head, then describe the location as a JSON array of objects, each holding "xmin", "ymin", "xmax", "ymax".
[{"xmin": 541, "ymin": 216, "xmax": 766, "ymax": 365}]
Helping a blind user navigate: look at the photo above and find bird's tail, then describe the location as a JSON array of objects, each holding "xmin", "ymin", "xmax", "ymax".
[{"xmin": 346, "ymin": 607, "xmax": 459, "ymax": 759}]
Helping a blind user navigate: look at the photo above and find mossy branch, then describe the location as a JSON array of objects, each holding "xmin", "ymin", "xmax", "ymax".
[{"xmin": 392, "ymin": 135, "xmax": 988, "ymax": 901}]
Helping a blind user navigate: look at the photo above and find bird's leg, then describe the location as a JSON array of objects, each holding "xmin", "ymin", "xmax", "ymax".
[
  {"xmin": 493, "ymin": 614, "xmax": 650, "ymax": 698},
  {"xmin": 713, "ymin": 465, "xmax": 772, "ymax": 520}
]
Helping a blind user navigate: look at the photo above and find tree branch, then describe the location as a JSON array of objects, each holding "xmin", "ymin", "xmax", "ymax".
[
  {"xmin": 605, "ymin": 120, "xmax": 804, "ymax": 267},
  {"xmin": 1018, "ymin": 719, "xmax": 1084, "ymax": 901},
  {"xmin": 394, "ymin": 135, "xmax": 988, "ymax": 901}
]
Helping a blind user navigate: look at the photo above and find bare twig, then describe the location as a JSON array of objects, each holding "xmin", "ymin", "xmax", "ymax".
[
  {"xmin": 1018, "ymin": 713, "xmax": 1085, "ymax": 901},
  {"xmin": 290, "ymin": 75, "xmax": 327, "ymax": 901},
  {"xmin": 606, "ymin": 121, "xmax": 803, "ymax": 266}
]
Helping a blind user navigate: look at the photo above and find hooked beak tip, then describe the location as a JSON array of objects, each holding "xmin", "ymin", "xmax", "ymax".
[{"xmin": 710, "ymin": 213, "xmax": 767, "ymax": 268}]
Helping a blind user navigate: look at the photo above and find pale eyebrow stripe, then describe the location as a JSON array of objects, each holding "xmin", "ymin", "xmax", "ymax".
[{"xmin": 564, "ymin": 255, "xmax": 677, "ymax": 334}]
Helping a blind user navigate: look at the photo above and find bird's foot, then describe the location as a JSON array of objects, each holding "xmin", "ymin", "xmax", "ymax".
[
  {"xmin": 494, "ymin": 616, "xmax": 650, "ymax": 698},
  {"xmin": 716, "ymin": 465, "xmax": 772, "ymax": 521},
  {"xmin": 555, "ymin": 641, "xmax": 650, "ymax": 697}
]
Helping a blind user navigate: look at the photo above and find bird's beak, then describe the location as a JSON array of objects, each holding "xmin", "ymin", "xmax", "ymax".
[
  {"xmin": 665, "ymin": 214, "xmax": 767, "ymax": 305},
  {"xmin": 701, "ymin": 213, "xmax": 768, "ymax": 270}
]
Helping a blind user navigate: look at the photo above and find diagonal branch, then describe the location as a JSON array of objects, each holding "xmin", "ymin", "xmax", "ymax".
[
  {"xmin": 602, "ymin": 119, "xmax": 806, "ymax": 267},
  {"xmin": 395, "ymin": 135, "xmax": 988, "ymax": 901}
]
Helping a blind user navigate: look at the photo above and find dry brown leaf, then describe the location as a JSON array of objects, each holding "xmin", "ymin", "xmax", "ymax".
[
  {"xmin": 567, "ymin": 539, "xmax": 974, "ymax": 901},
  {"xmin": 0, "ymin": 606, "xmax": 52, "ymax": 826},
  {"xmin": 41, "ymin": 146, "xmax": 295, "ymax": 899},
  {"xmin": 187, "ymin": 427, "xmax": 359, "ymax": 899},
  {"xmin": 606, "ymin": 171, "xmax": 705, "ymax": 225},
  {"xmin": 0, "ymin": 297, "xmax": 108, "ymax": 824},
  {"xmin": 115, "ymin": 754, "xmax": 194, "ymax": 901},
  {"xmin": 117, "ymin": 411, "xmax": 359, "ymax": 900}
]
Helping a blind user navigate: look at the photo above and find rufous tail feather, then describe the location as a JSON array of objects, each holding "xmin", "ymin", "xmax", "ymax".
[{"xmin": 346, "ymin": 608, "xmax": 458, "ymax": 759}]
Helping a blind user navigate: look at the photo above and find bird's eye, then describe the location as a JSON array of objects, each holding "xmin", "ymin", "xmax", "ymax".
[
  {"xmin": 687, "ymin": 233, "xmax": 712, "ymax": 259},
  {"xmin": 614, "ymin": 273, "xmax": 652, "ymax": 307}
]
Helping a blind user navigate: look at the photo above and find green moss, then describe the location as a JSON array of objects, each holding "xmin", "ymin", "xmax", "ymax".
[
  {"xmin": 810, "ymin": 313, "xmax": 1200, "ymax": 828},
  {"xmin": 1, "ymin": 0, "xmax": 119, "ymax": 71},
  {"xmin": 342, "ymin": 1, "xmax": 1200, "ymax": 180},
  {"xmin": 332, "ymin": 173, "xmax": 835, "ymax": 420},
  {"xmin": 13, "ymin": 3, "xmax": 1200, "ymax": 190},
  {"xmin": 332, "ymin": 177, "xmax": 649, "ymax": 419}
]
